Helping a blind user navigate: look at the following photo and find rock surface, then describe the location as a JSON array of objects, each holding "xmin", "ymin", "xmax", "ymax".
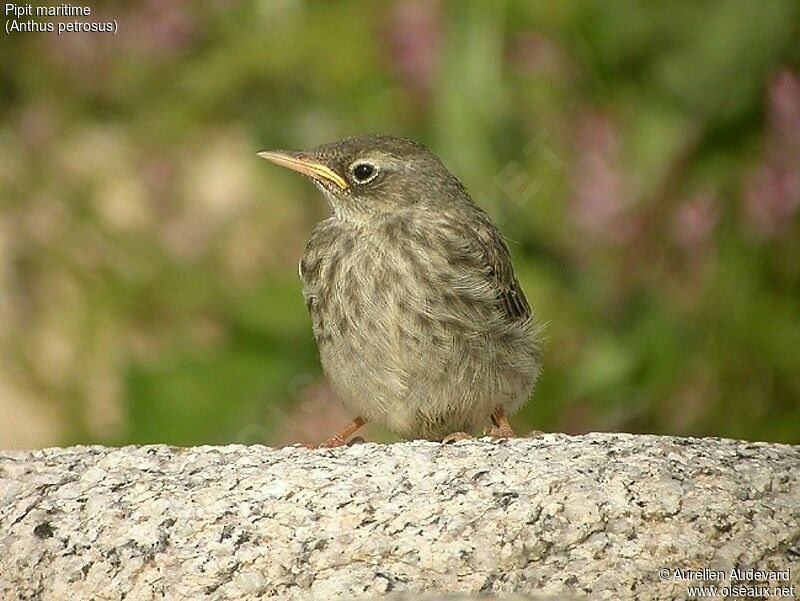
[{"xmin": 0, "ymin": 433, "xmax": 798, "ymax": 600}]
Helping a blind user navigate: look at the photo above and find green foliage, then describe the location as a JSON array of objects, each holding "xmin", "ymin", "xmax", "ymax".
[{"xmin": 0, "ymin": 0, "xmax": 797, "ymax": 447}]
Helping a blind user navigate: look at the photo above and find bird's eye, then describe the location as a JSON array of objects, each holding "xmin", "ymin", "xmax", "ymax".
[{"xmin": 352, "ymin": 162, "xmax": 377, "ymax": 183}]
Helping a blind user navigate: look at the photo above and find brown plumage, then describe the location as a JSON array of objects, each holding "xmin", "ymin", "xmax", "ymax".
[{"xmin": 259, "ymin": 135, "xmax": 541, "ymax": 445}]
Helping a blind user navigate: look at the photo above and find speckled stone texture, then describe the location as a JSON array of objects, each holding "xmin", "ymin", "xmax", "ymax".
[{"xmin": 0, "ymin": 433, "xmax": 798, "ymax": 600}]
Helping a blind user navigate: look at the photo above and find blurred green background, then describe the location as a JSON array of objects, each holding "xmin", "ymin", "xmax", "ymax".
[{"xmin": 1, "ymin": 0, "xmax": 798, "ymax": 448}]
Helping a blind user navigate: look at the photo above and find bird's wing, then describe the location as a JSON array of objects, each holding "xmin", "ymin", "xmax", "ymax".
[{"xmin": 465, "ymin": 211, "xmax": 532, "ymax": 324}]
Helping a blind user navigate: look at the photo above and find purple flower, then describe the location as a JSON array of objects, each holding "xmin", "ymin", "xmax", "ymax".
[
  {"xmin": 743, "ymin": 69, "xmax": 800, "ymax": 238},
  {"xmin": 570, "ymin": 113, "xmax": 634, "ymax": 243},
  {"xmin": 384, "ymin": 0, "xmax": 442, "ymax": 103},
  {"xmin": 672, "ymin": 192, "xmax": 720, "ymax": 250}
]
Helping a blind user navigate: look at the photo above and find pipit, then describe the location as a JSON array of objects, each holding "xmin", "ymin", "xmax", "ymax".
[{"xmin": 258, "ymin": 135, "xmax": 541, "ymax": 446}]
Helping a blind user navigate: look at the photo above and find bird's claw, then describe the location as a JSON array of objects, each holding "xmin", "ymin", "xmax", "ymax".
[
  {"xmin": 319, "ymin": 434, "xmax": 347, "ymax": 448},
  {"xmin": 442, "ymin": 431, "xmax": 473, "ymax": 444},
  {"xmin": 485, "ymin": 425, "xmax": 517, "ymax": 438}
]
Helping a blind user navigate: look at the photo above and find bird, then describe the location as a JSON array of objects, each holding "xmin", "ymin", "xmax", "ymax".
[{"xmin": 258, "ymin": 135, "xmax": 541, "ymax": 446}]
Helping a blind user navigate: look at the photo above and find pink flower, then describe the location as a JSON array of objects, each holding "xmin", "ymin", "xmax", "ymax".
[
  {"xmin": 384, "ymin": 0, "xmax": 441, "ymax": 102},
  {"xmin": 768, "ymin": 69, "xmax": 800, "ymax": 148},
  {"xmin": 570, "ymin": 112, "xmax": 634, "ymax": 243},
  {"xmin": 743, "ymin": 69, "xmax": 800, "ymax": 238},
  {"xmin": 672, "ymin": 192, "xmax": 720, "ymax": 250},
  {"xmin": 744, "ymin": 164, "xmax": 800, "ymax": 238}
]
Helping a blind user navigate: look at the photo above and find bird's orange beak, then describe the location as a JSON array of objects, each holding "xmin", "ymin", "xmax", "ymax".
[{"xmin": 257, "ymin": 150, "xmax": 349, "ymax": 191}]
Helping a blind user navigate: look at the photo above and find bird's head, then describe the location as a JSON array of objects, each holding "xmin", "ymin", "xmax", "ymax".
[{"xmin": 258, "ymin": 134, "xmax": 467, "ymax": 220}]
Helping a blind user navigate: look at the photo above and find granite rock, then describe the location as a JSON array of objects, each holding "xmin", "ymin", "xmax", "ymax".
[{"xmin": 0, "ymin": 433, "xmax": 798, "ymax": 600}]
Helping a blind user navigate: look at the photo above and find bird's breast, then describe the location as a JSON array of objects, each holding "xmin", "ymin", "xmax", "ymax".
[
  {"xmin": 300, "ymin": 217, "xmax": 502, "ymax": 350},
  {"xmin": 301, "ymin": 235, "xmax": 420, "ymax": 343}
]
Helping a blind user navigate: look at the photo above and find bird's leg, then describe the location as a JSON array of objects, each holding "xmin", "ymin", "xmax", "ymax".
[
  {"xmin": 442, "ymin": 431, "xmax": 473, "ymax": 444},
  {"xmin": 320, "ymin": 416, "xmax": 367, "ymax": 448},
  {"xmin": 486, "ymin": 406, "xmax": 516, "ymax": 438}
]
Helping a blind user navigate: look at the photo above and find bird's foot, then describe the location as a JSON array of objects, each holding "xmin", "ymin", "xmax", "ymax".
[
  {"xmin": 442, "ymin": 431, "xmax": 473, "ymax": 444},
  {"xmin": 484, "ymin": 424, "xmax": 517, "ymax": 438},
  {"xmin": 318, "ymin": 434, "xmax": 366, "ymax": 448},
  {"xmin": 318, "ymin": 416, "xmax": 367, "ymax": 448},
  {"xmin": 319, "ymin": 434, "xmax": 347, "ymax": 448},
  {"xmin": 486, "ymin": 406, "xmax": 516, "ymax": 438}
]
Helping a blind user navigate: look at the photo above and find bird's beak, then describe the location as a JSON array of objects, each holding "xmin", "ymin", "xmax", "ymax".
[{"xmin": 257, "ymin": 150, "xmax": 349, "ymax": 191}]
